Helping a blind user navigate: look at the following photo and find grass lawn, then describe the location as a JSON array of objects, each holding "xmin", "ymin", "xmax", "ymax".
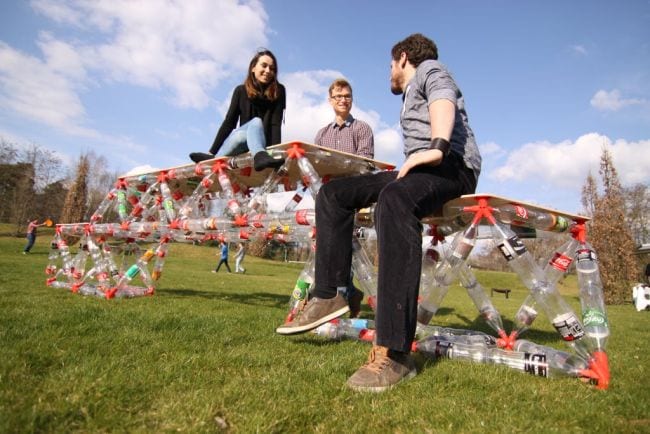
[{"xmin": 1, "ymin": 231, "xmax": 649, "ymax": 433}]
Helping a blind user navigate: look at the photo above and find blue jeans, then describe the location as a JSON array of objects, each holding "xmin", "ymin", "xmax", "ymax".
[
  {"xmin": 216, "ymin": 118, "xmax": 266, "ymax": 157},
  {"xmin": 24, "ymin": 233, "xmax": 36, "ymax": 252},
  {"xmin": 312, "ymin": 153, "xmax": 476, "ymax": 352}
]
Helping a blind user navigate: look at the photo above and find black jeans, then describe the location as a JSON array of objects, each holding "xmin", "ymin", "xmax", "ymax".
[{"xmin": 313, "ymin": 153, "xmax": 476, "ymax": 352}]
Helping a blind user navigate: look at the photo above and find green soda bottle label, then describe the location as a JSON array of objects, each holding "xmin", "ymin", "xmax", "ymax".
[
  {"xmin": 125, "ymin": 264, "xmax": 140, "ymax": 279},
  {"xmin": 583, "ymin": 308, "xmax": 608, "ymax": 327},
  {"xmin": 291, "ymin": 279, "xmax": 309, "ymax": 300}
]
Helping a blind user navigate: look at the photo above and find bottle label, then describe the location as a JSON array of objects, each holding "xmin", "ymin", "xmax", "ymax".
[
  {"xmin": 552, "ymin": 216, "xmax": 569, "ymax": 232},
  {"xmin": 549, "ymin": 252, "xmax": 573, "ymax": 272},
  {"xmin": 514, "ymin": 205, "xmax": 528, "ymax": 220},
  {"xmin": 583, "ymin": 308, "xmax": 608, "ymax": 328},
  {"xmin": 524, "ymin": 353, "xmax": 548, "ymax": 377},
  {"xmin": 552, "ymin": 313, "xmax": 585, "ymax": 341},
  {"xmin": 125, "ymin": 264, "xmax": 140, "ymax": 279},
  {"xmin": 497, "ymin": 236, "xmax": 526, "ymax": 261},
  {"xmin": 452, "ymin": 238, "xmax": 474, "ymax": 260},
  {"xmin": 291, "ymin": 280, "xmax": 310, "ymax": 300},
  {"xmin": 296, "ymin": 210, "xmax": 310, "ymax": 226},
  {"xmin": 515, "ymin": 305, "xmax": 538, "ymax": 326},
  {"xmin": 435, "ymin": 340, "xmax": 453, "ymax": 358},
  {"xmin": 576, "ymin": 248, "xmax": 597, "ymax": 263}
]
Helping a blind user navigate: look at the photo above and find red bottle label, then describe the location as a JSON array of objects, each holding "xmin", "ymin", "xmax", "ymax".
[{"xmin": 550, "ymin": 252, "xmax": 572, "ymax": 272}]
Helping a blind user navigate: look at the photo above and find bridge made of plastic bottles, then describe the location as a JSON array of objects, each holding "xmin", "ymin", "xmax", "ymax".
[{"xmin": 44, "ymin": 141, "xmax": 610, "ymax": 389}]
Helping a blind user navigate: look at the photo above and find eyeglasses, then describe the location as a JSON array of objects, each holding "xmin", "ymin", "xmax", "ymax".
[{"xmin": 330, "ymin": 94, "xmax": 352, "ymax": 101}]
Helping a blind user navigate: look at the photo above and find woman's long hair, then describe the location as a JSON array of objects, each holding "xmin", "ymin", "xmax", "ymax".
[{"xmin": 244, "ymin": 49, "xmax": 279, "ymax": 101}]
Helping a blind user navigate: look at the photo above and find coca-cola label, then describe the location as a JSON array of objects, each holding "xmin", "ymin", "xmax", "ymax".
[
  {"xmin": 552, "ymin": 313, "xmax": 585, "ymax": 341},
  {"xmin": 583, "ymin": 308, "xmax": 608, "ymax": 328},
  {"xmin": 549, "ymin": 252, "xmax": 573, "ymax": 272},
  {"xmin": 524, "ymin": 353, "xmax": 548, "ymax": 377},
  {"xmin": 497, "ymin": 236, "xmax": 526, "ymax": 261},
  {"xmin": 296, "ymin": 210, "xmax": 309, "ymax": 226},
  {"xmin": 514, "ymin": 205, "xmax": 528, "ymax": 220},
  {"xmin": 576, "ymin": 248, "xmax": 597, "ymax": 263}
]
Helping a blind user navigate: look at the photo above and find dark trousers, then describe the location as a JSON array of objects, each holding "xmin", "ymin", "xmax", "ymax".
[
  {"xmin": 313, "ymin": 154, "xmax": 476, "ymax": 352},
  {"xmin": 216, "ymin": 259, "xmax": 231, "ymax": 272},
  {"xmin": 24, "ymin": 233, "xmax": 36, "ymax": 252}
]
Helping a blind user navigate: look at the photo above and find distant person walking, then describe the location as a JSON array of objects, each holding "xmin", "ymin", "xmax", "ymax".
[
  {"xmin": 235, "ymin": 242, "xmax": 247, "ymax": 273},
  {"xmin": 23, "ymin": 219, "xmax": 45, "ymax": 254},
  {"xmin": 213, "ymin": 241, "xmax": 232, "ymax": 273}
]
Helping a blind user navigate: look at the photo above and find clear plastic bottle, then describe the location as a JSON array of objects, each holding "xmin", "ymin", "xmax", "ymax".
[
  {"xmin": 417, "ymin": 335, "xmax": 585, "ymax": 379},
  {"xmin": 419, "ymin": 241, "xmax": 441, "ymax": 301},
  {"xmin": 116, "ymin": 189, "xmax": 129, "ymax": 222},
  {"xmin": 159, "ymin": 182, "xmax": 177, "ymax": 221},
  {"xmin": 116, "ymin": 249, "xmax": 155, "ymax": 289},
  {"xmin": 151, "ymin": 241, "xmax": 170, "ymax": 281},
  {"xmin": 512, "ymin": 237, "xmax": 579, "ymax": 337},
  {"xmin": 214, "ymin": 169, "xmax": 241, "ymax": 217},
  {"xmin": 415, "ymin": 324, "xmax": 497, "ymax": 346},
  {"xmin": 248, "ymin": 165, "xmax": 291, "ymax": 214},
  {"xmin": 296, "ymin": 156, "xmax": 322, "ymax": 196},
  {"xmin": 513, "ymin": 339, "xmax": 589, "ymax": 376},
  {"xmin": 575, "ymin": 242, "xmax": 609, "ymax": 352},
  {"xmin": 90, "ymin": 188, "xmax": 117, "ymax": 222},
  {"xmin": 284, "ymin": 186, "xmax": 308, "ymax": 212},
  {"xmin": 417, "ymin": 223, "xmax": 478, "ymax": 324},
  {"xmin": 490, "ymin": 222, "xmax": 589, "ymax": 359},
  {"xmin": 179, "ymin": 173, "xmax": 214, "ymax": 219},
  {"xmin": 284, "ymin": 246, "xmax": 316, "ymax": 323},
  {"xmin": 351, "ymin": 237, "xmax": 378, "ymax": 307},
  {"xmin": 456, "ymin": 263, "xmax": 505, "ymax": 336},
  {"xmin": 313, "ymin": 318, "xmax": 376, "ymax": 341},
  {"xmin": 493, "ymin": 204, "xmax": 570, "ymax": 233}
]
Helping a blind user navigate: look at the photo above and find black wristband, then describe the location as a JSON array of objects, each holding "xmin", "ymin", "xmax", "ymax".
[{"xmin": 430, "ymin": 138, "xmax": 451, "ymax": 157}]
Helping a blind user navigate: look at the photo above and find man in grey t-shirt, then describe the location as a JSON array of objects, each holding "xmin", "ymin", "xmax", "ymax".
[{"xmin": 277, "ymin": 33, "xmax": 481, "ymax": 392}]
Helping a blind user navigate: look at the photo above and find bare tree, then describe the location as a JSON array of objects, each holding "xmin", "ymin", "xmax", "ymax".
[
  {"xmin": 84, "ymin": 151, "xmax": 118, "ymax": 220},
  {"xmin": 60, "ymin": 154, "xmax": 90, "ymax": 244},
  {"xmin": 582, "ymin": 147, "xmax": 639, "ymax": 304},
  {"xmin": 581, "ymin": 172, "xmax": 598, "ymax": 217},
  {"xmin": 0, "ymin": 139, "xmax": 65, "ymax": 232}
]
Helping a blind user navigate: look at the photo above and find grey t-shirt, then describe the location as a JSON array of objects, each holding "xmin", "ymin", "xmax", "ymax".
[{"xmin": 400, "ymin": 59, "xmax": 481, "ymax": 179}]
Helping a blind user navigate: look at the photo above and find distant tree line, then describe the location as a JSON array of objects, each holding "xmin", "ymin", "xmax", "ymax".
[{"xmin": 0, "ymin": 138, "xmax": 117, "ymax": 236}]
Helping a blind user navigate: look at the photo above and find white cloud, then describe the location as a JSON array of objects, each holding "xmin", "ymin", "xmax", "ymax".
[
  {"xmin": 590, "ymin": 89, "xmax": 645, "ymax": 111},
  {"xmin": 0, "ymin": 41, "xmax": 94, "ymax": 135},
  {"xmin": 570, "ymin": 45, "xmax": 587, "ymax": 56},
  {"xmin": 0, "ymin": 0, "xmax": 271, "ymax": 138},
  {"xmin": 480, "ymin": 141, "xmax": 506, "ymax": 158},
  {"xmin": 489, "ymin": 133, "xmax": 650, "ymax": 188}
]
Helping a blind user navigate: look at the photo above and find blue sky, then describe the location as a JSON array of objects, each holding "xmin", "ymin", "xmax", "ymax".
[{"xmin": 0, "ymin": 0, "xmax": 648, "ymax": 214}]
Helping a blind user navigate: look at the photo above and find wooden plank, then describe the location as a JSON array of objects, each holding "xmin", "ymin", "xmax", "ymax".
[{"xmin": 118, "ymin": 141, "xmax": 395, "ymax": 196}]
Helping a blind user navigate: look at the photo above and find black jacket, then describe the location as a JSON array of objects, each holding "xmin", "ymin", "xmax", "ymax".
[{"xmin": 210, "ymin": 83, "xmax": 286, "ymax": 154}]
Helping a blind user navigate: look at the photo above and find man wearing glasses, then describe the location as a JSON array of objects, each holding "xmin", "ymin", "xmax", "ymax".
[
  {"xmin": 278, "ymin": 34, "xmax": 480, "ymax": 393},
  {"xmin": 314, "ymin": 78, "xmax": 374, "ymax": 159},
  {"xmin": 314, "ymin": 78, "xmax": 375, "ymax": 317}
]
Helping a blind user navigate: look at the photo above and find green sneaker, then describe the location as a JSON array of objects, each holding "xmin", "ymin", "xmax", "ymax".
[
  {"xmin": 346, "ymin": 345, "xmax": 417, "ymax": 393},
  {"xmin": 276, "ymin": 293, "xmax": 349, "ymax": 335}
]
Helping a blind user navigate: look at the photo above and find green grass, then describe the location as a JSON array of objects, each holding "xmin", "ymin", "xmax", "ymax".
[{"xmin": 1, "ymin": 233, "xmax": 649, "ymax": 433}]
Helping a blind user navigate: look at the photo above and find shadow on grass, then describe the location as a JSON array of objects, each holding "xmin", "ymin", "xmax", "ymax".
[
  {"xmin": 158, "ymin": 287, "xmax": 289, "ymax": 308},
  {"xmin": 159, "ymin": 288, "xmax": 563, "ymax": 345}
]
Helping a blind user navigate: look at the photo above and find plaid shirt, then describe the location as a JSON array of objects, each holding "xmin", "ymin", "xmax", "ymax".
[{"xmin": 314, "ymin": 115, "xmax": 374, "ymax": 158}]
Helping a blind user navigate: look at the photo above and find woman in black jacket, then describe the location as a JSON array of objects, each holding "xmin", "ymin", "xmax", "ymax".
[{"xmin": 190, "ymin": 49, "xmax": 286, "ymax": 171}]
